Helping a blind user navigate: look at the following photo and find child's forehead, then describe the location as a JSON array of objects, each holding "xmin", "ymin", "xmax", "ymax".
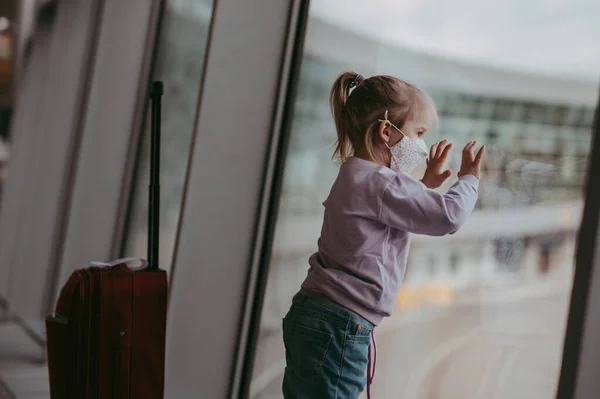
[{"xmin": 402, "ymin": 117, "xmax": 430, "ymax": 130}]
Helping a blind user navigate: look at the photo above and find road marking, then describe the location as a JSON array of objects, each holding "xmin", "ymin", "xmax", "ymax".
[
  {"xmin": 474, "ymin": 346, "xmax": 502, "ymax": 399},
  {"xmin": 493, "ymin": 351, "xmax": 519, "ymax": 399},
  {"xmin": 403, "ymin": 326, "xmax": 483, "ymax": 399},
  {"xmin": 486, "ymin": 332, "xmax": 557, "ymax": 349}
]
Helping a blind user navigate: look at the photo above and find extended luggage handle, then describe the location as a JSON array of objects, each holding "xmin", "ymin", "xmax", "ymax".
[
  {"xmin": 88, "ymin": 83, "xmax": 163, "ymax": 273},
  {"xmin": 95, "ymin": 81, "xmax": 163, "ymax": 271},
  {"xmin": 148, "ymin": 81, "xmax": 162, "ymax": 271}
]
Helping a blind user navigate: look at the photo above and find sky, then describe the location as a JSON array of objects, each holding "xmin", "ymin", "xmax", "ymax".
[{"xmin": 311, "ymin": 0, "xmax": 600, "ymax": 81}]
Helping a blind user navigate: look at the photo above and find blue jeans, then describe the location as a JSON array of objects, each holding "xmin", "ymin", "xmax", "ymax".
[{"xmin": 282, "ymin": 291, "xmax": 373, "ymax": 399}]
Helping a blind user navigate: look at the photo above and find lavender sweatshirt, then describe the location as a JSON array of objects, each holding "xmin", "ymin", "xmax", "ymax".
[{"xmin": 301, "ymin": 156, "xmax": 479, "ymax": 325}]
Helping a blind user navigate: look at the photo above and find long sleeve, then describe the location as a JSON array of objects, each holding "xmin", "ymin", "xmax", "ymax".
[{"xmin": 379, "ymin": 173, "xmax": 479, "ymax": 236}]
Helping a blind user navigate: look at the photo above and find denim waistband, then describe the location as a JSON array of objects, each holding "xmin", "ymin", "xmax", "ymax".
[{"xmin": 295, "ymin": 289, "xmax": 374, "ymax": 329}]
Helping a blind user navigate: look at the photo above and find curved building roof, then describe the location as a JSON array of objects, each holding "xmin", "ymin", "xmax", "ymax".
[{"xmin": 305, "ymin": 17, "xmax": 598, "ymax": 107}]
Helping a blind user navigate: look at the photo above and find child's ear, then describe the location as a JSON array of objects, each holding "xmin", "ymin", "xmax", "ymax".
[{"xmin": 378, "ymin": 120, "xmax": 390, "ymax": 144}]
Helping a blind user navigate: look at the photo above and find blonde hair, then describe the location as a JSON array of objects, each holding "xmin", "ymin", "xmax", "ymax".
[{"xmin": 329, "ymin": 71, "xmax": 438, "ymax": 162}]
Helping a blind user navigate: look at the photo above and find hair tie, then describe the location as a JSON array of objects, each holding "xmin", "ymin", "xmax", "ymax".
[{"xmin": 349, "ymin": 74, "xmax": 365, "ymax": 89}]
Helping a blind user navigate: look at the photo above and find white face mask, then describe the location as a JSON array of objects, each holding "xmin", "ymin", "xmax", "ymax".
[{"xmin": 379, "ymin": 111, "xmax": 429, "ymax": 174}]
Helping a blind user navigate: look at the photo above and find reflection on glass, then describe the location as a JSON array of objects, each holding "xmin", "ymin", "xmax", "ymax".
[
  {"xmin": 251, "ymin": 1, "xmax": 599, "ymax": 398},
  {"xmin": 124, "ymin": 0, "xmax": 213, "ymax": 272}
]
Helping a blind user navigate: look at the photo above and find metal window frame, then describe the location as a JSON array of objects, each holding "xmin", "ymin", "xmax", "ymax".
[
  {"xmin": 0, "ymin": 4, "xmax": 56, "ymax": 314},
  {"xmin": 557, "ymin": 96, "xmax": 600, "ymax": 399},
  {"xmin": 0, "ymin": 0, "xmax": 102, "ymax": 335},
  {"xmin": 232, "ymin": 4, "xmax": 311, "ymax": 398},
  {"xmin": 163, "ymin": 0, "xmax": 308, "ymax": 397}
]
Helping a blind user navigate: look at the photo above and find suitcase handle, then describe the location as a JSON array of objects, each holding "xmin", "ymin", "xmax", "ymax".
[{"xmin": 148, "ymin": 81, "xmax": 162, "ymax": 271}]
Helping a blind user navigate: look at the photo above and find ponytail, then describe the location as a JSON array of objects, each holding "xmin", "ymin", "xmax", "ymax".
[
  {"xmin": 330, "ymin": 71, "xmax": 363, "ymax": 162},
  {"xmin": 328, "ymin": 71, "xmax": 436, "ymax": 165}
]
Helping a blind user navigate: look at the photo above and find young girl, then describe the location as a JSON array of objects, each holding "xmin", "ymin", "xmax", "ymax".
[{"xmin": 281, "ymin": 71, "xmax": 484, "ymax": 399}]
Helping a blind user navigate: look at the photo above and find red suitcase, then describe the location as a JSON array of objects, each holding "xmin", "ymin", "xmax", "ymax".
[{"xmin": 46, "ymin": 82, "xmax": 167, "ymax": 399}]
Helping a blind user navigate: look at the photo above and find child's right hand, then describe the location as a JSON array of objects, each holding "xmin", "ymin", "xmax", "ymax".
[{"xmin": 457, "ymin": 141, "xmax": 485, "ymax": 179}]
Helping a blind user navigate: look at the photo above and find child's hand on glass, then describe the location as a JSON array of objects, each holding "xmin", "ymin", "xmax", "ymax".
[
  {"xmin": 457, "ymin": 141, "xmax": 485, "ymax": 179},
  {"xmin": 421, "ymin": 140, "xmax": 452, "ymax": 189}
]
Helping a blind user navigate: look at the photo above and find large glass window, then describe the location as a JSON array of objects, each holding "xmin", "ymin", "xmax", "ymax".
[
  {"xmin": 124, "ymin": 0, "xmax": 213, "ymax": 273},
  {"xmin": 250, "ymin": 1, "xmax": 599, "ymax": 398}
]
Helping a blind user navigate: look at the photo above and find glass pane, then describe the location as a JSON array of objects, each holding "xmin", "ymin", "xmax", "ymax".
[
  {"xmin": 251, "ymin": 1, "xmax": 599, "ymax": 398},
  {"xmin": 124, "ymin": 0, "xmax": 213, "ymax": 272}
]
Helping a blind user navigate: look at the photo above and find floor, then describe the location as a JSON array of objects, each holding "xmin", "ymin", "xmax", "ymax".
[{"xmin": 0, "ymin": 323, "xmax": 49, "ymax": 399}]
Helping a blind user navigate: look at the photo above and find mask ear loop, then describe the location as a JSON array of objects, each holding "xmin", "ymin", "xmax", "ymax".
[
  {"xmin": 378, "ymin": 110, "xmax": 405, "ymax": 147},
  {"xmin": 377, "ymin": 110, "xmax": 389, "ymax": 123}
]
